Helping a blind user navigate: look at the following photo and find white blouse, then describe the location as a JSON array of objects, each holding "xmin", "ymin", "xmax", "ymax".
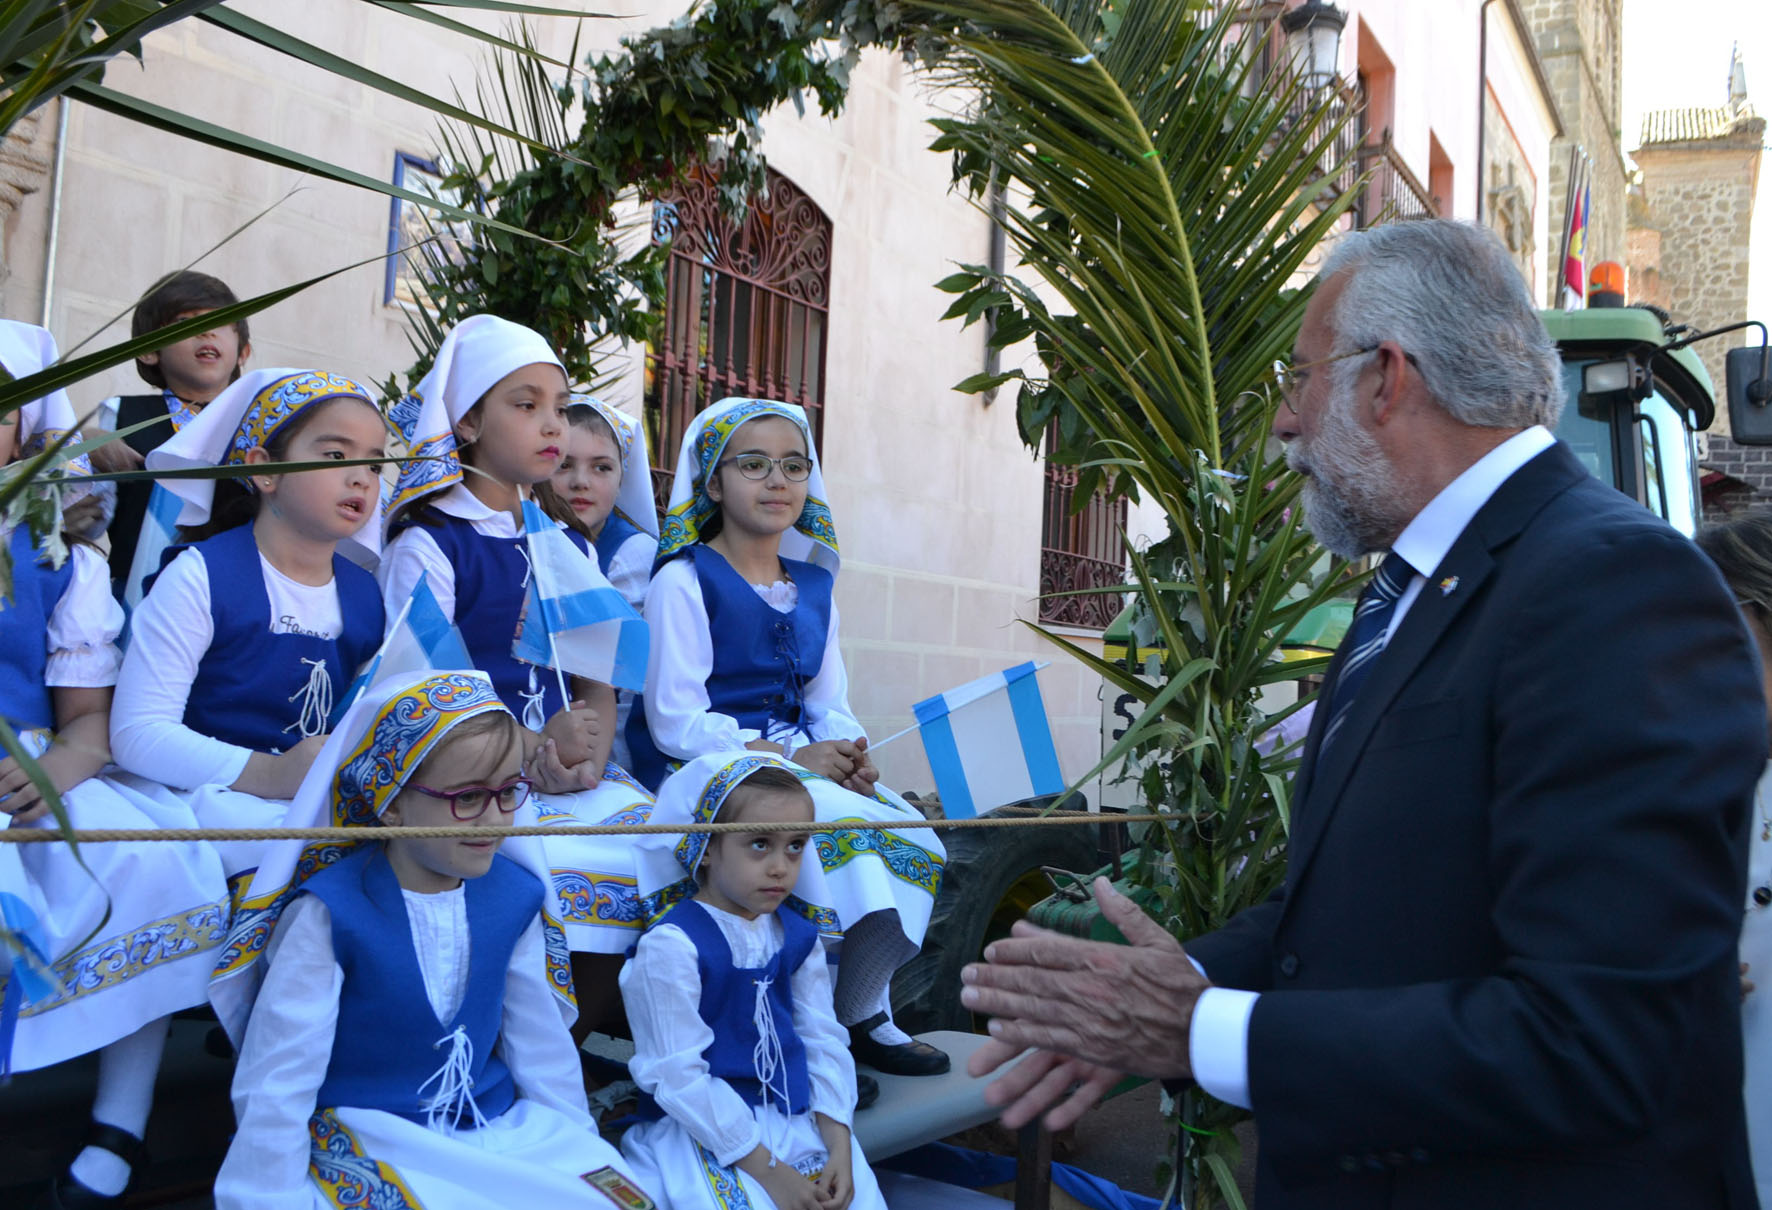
[
  {"xmin": 216, "ymin": 890, "xmax": 593, "ymax": 1206},
  {"xmin": 42, "ymin": 543, "xmax": 125, "ymax": 689},
  {"xmin": 620, "ymin": 902, "xmax": 856, "ymax": 1167},
  {"xmin": 604, "ymin": 527, "xmax": 656, "ymax": 614},
  {"xmin": 110, "ymin": 546, "xmax": 345, "ymax": 789},
  {"xmin": 640, "ymin": 555, "xmax": 864, "ymax": 759}
]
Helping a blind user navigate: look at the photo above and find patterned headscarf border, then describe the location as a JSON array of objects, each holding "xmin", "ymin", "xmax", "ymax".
[{"xmin": 224, "ymin": 371, "xmax": 377, "ymax": 470}]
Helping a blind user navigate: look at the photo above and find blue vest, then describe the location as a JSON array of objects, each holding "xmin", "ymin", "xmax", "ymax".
[
  {"xmin": 0, "ymin": 526, "xmax": 78, "ymax": 732},
  {"xmin": 305, "ymin": 845, "xmax": 540, "ymax": 1126},
  {"xmin": 626, "ymin": 544, "xmax": 833, "ymax": 789},
  {"xmin": 637, "ymin": 898, "xmax": 817, "ymax": 1121},
  {"xmin": 593, "ymin": 512, "xmax": 643, "ymax": 576},
  {"xmin": 179, "ymin": 525, "xmax": 383, "ymax": 753},
  {"xmin": 415, "ymin": 514, "xmax": 592, "ymax": 721}
]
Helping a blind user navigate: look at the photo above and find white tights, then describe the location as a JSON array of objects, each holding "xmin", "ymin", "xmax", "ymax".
[{"xmin": 67, "ymin": 1016, "xmax": 169, "ymax": 1196}]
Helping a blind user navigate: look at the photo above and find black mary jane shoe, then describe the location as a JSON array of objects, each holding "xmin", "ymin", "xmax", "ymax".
[
  {"xmin": 36, "ymin": 1121, "xmax": 147, "ymax": 1209},
  {"xmin": 848, "ymin": 1011, "xmax": 951, "ymax": 1077},
  {"xmin": 855, "ymin": 1072, "xmax": 881, "ymax": 1112}
]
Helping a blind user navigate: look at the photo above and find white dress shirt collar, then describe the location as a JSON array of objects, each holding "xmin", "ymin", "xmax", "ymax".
[{"xmin": 1391, "ymin": 426, "xmax": 1555, "ymax": 580}]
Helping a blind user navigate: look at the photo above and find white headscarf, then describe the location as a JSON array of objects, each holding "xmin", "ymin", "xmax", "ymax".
[
  {"xmin": 385, "ymin": 314, "xmax": 565, "ymax": 531},
  {"xmin": 208, "ymin": 670, "xmax": 576, "ymax": 1042},
  {"xmin": 656, "ymin": 397, "xmax": 838, "ymax": 574},
  {"xmin": 569, "ymin": 394, "xmax": 658, "ymax": 539},
  {"xmin": 0, "ymin": 319, "xmax": 91, "ymax": 478},
  {"xmin": 632, "ymin": 751, "xmax": 840, "ymax": 933},
  {"xmin": 147, "ymin": 367, "xmax": 384, "ymax": 566}
]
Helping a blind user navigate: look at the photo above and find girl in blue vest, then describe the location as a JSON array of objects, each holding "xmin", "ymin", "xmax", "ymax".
[
  {"xmin": 378, "ymin": 316, "xmax": 656, "ymax": 989},
  {"xmin": 550, "ymin": 396, "xmax": 659, "ymax": 613},
  {"xmin": 108, "ymin": 369, "xmax": 388, "ymax": 879},
  {"xmin": 628, "ymin": 397, "xmax": 947, "ymax": 1078},
  {"xmin": 622, "ymin": 752, "xmax": 885, "ymax": 1210},
  {"xmin": 1, "ymin": 329, "xmax": 228, "ymax": 1208},
  {"xmin": 548, "ymin": 396, "xmax": 659, "ymax": 773},
  {"xmin": 210, "ymin": 670, "xmax": 658, "ymax": 1210}
]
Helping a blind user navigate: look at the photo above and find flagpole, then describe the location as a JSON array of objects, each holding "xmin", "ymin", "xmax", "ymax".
[{"xmin": 865, "ymin": 722, "xmax": 919, "ymax": 752}]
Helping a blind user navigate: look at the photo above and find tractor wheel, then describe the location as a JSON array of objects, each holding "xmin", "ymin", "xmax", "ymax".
[{"xmin": 892, "ymin": 797, "xmax": 1100, "ymax": 1035}]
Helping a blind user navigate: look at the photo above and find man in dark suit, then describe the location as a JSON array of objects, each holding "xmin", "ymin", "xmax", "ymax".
[{"xmin": 960, "ymin": 220, "xmax": 1766, "ymax": 1207}]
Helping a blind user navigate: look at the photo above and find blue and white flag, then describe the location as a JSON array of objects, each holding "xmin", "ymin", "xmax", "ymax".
[
  {"xmin": 122, "ymin": 482, "xmax": 182, "ymax": 621},
  {"xmin": 912, "ymin": 661, "xmax": 1064, "ymax": 818},
  {"xmin": 513, "ymin": 500, "xmax": 649, "ymax": 694},
  {"xmin": 338, "ymin": 571, "xmax": 473, "ymax": 718}
]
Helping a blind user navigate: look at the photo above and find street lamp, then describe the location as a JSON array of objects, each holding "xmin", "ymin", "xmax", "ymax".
[{"xmin": 1280, "ymin": 1, "xmax": 1348, "ymax": 91}]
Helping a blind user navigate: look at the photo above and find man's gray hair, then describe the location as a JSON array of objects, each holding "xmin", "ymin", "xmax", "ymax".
[{"xmin": 1317, "ymin": 220, "xmax": 1563, "ymax": 430}]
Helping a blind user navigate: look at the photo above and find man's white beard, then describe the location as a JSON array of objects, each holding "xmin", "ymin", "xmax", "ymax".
[{"xmin": 1290, "ymin": 377, "xmax": 1402, "ymax": 559}]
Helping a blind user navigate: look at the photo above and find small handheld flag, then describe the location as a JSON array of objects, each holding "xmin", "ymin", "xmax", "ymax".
[
  {"xmin": 122, "ymin": 483, "xmax": 183, "ymax": 624},
  {"xmin": 337, "ymin": 571, "xmax": 472, "ymax": 718},
  {"xmin": 907, "ymin": 661, "xmax": 1064, "ymax": 819},
  {"xmin": 513, "ymin": 500, "xmax": 649, "ymax": 695}
]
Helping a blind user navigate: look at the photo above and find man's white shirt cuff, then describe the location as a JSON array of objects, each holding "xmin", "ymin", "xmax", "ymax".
[{"xmin": 1188, "ymin": 986, "xmax": 1257, "ymax": 1110}]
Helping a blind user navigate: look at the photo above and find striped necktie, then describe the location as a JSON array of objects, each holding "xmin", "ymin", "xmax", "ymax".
[{"xmin": 1321, "ymin": 550, "xmax": 1415, "ymax": 753}]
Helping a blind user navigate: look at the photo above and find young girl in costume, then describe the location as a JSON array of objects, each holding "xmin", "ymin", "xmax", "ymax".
[
  {"xmin": 628, "ymin": 397, "xmax": 947, "ymax": 1077},
  {"xmin": 621, "ymin": 752, "xmax": 885, "ymax": 1210},
  {"xmin": 379, "ymin": 315, "xmax": 655, "ymax": 990},
  {"xmin": 107, "ymin": 369, "xmax": 388, "ymax": 877},
  {"xmin": 549, "ymin": 396, "xmax": 659, "ymax": 614},
  {"xmin": 548, "ymin": 396, "xmax": 658, "ymax": 771},
  {"xmin": 0, "ymin": 323, "xmax": 228, "ymax": 1208},
  {"xmin": 209, "ymin": 670, "xmax": 659, "ymax": 1210}
]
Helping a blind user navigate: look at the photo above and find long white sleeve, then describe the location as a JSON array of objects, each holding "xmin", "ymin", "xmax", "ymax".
[
  {"xmin": 606, "ymin": 530, "xmax": 655, "ymax": 614},
  {"xmin": 214, "ymin": 895, "xmax": 342, "ymax": 1210},
  {"xmin": 379, "ymin": 525, "xmax": 458, "ymax": 631},
  {"xmin": 790, "ymin": 942, "xmax": 857, "ymax": 1125},
  {"xmin": 110, "ymin": 548, "xmax": 250, "ymax": 787},
  {"xmin": 500, "ymin": 914, "xmax": 597, "ymax": 1128},
  {"xmin": 642, "ymin": 558, "xmax": 763, "ymax": 755},
  {"xmin": 798, "ymin": 598, "xmax": 865, "ymax": 745},
  {"xmin": 620, "ymin": 922, "xmax": 766, "ymax": 1166},
  {"xmin": 43, "ymin": 544, "xmax": 125, "ymax": 688}
]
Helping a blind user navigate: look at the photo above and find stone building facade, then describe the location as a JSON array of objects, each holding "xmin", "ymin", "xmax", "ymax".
[{"xmin": 1520, "ymin": 0, "xmax": 1628, "ymax": 301}]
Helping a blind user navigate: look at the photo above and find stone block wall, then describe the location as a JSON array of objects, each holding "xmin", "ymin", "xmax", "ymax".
[
  {"xmin": 1633, "ymin": 131, "xmax": 1764, "ymax": 413},
  {"xmin": 1521, "ymin": 0, "xmax": 1628, "ymax": 302}
]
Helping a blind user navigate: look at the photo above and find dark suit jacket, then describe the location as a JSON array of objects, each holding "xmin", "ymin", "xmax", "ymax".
[{"xmin": 1187, "ymin": 441, "xmax": 1766, "ymax": 1209}]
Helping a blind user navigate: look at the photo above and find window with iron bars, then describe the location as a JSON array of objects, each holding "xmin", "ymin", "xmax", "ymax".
[
  {"xmin": 1039, "ymin": 424, "xmax": 1129, "ymax": 629},
  {"xmin": 644, "ymin": 164, "xmax": 833, "ymax": 510}
]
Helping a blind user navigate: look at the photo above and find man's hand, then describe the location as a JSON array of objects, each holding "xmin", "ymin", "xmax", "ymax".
[
  {"xmin": 967, "ymin": 1044, "xmax": 1123, "ymax": 1131},
  {"xmin": 959, "ymin": 876, "xmax": 1210, "ymax": 1122}
]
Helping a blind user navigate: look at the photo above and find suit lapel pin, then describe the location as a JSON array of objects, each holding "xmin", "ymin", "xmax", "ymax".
[{"xmin": 1439, "ymin": 575, "xmax": 1459, "ymax": 596}]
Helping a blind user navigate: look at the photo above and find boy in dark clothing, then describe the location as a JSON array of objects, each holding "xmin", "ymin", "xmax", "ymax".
[{"xmin": 93, "ymin": 271, "xmax": 251, "ymax": 597}]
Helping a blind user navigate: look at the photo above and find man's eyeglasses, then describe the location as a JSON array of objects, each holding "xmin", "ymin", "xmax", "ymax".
[
  {"xmin": 404, "ymin": 776, "xmax": 533, "ymax": 821},
  {"xmin": 717, "ymin": 454, "xmax": 814, "ymax": 482},
  {"xmin": 1273, "ymin": 345, "xmax": 1420, "ymax": 415}
]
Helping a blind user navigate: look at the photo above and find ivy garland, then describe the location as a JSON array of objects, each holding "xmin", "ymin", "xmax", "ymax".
[{"xmin": 401, "ymin": 1, "xmax": 957, "ymax": 394}]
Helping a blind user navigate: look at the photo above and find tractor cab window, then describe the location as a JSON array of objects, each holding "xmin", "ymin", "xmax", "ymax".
[
  {"xmin": 1554, "ymin": 360, "xmax": 1619, "ymax": 491},
  {"xmin": 1636, "ymin": 386, "xmax": 1699, "ymax": 537}
]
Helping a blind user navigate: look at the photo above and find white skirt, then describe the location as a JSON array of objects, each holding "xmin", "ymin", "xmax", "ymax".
[
  {"xmin": 3, "ymin": 768, "xmax": 228, "ymax": 1071},
  {"xmin": 532, "ymin": 763, "xmax": 656, "ymax": 955},
  {"xmin": 276, "ymin": 1099, "xmax": 656, "ymax": 1210},
  {"xmin": 105, "ymin": 770, "xmax": 291, "ymax": 882},
  {"xmin": 638, "ymin": 770, "xmax": 944, "ymax": 1017},
  {"xmin": 620, "ymin": 1105, "xmax": 886, "ymax": 1210}
]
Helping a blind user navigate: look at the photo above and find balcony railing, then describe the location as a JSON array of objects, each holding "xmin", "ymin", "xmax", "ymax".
[
  {"xmin": 1355, "ymin": 136, "xmax": 1438, "ymax": 227},
  {"xmin": 1039, "ymin": 548, "xmax": 1130, "ymax": 631}
]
